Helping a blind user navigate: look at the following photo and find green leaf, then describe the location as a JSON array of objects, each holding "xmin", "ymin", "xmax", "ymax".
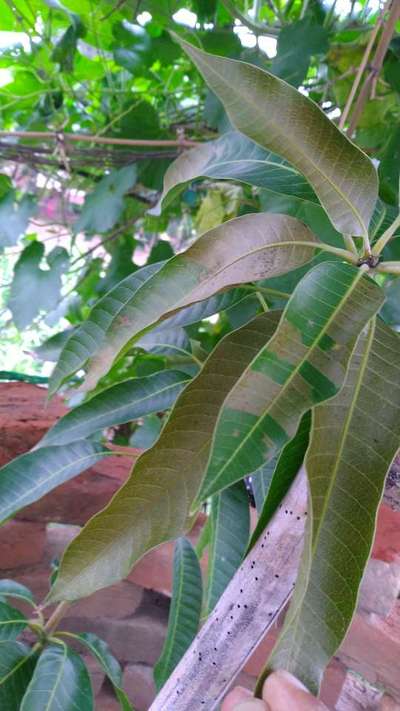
[
  {"xmin": 272, "ymin": 19, "xmax": 329, "ymax": 87},
  {"xmin": 41, "ymin": 371, "xmax": 189, "ymax": 447},
  {"xmin": 153, "ymin": 131, "xmax": 318, "ymax": 215},
  {"xmin": 265, "ymin": 318, "xmax": 400, "ymax": 693},
  {"xmin": 249, "ymin": 411, "xmax": 311, "ymax": 550},
  {"xmin": 54, "ymin": 212, "xmax": 317, "ymax": 392},
  {"xmin": 0, "ymin": 440, "xmax": 105, "ymax": 523},
  {"xmin": 196, "ymin": 261, "xmax": 384, "ymax": 503},
  {"xmin": 60, "ymin": 632, "xmax": 132, "ymax": 710},
  {"xmin": 205, "ymin": 482, "xmax": 250, "ymax": 614},
  {"xmin": 176, "ymin": 35, "xmax": 378, "ymax": 237},
  {"xmin": 74, "ymin": 165, "xmax": 137, "ymax": 234},
  {"xmin": 0, "ymin": 192, "xmax": 35, "ymax": 247},
  {"xmin": 136, "ymin": 326, "xmax": 193, "ymax": 359},
  {"xmin": 154, "ymin": 538, "xmax": 202, "ymax": 691},
  {"xmin": 48, "ymin": 311, "xmax": 282, "ymax": 602},
  {"xmin": 0, "ymin": 602, "xmax": 27, "ymax": 640},
  {"xmin": 0, "ymin": 641, "xmax": 36, "ymax": 711},
  {"xmin": 20, "ymin": 643, "xmax": 93, "ymax": 711},
  {"xmin": 0, "ymin": 580, "xmax": 35, "ymax": 606},
  {"xmin": 8, "ymin": 243, "xmax": 69, "ymax": 329},
  {"xmin": 49, "ymin": 262, "xmax": 163, "ymax": 394},
  {"xmin": 129, "ymin": 414, "xmax": 162, "ymax": 449}
]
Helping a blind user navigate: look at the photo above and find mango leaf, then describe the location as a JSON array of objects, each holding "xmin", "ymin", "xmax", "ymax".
[
  {"xmin": 136, "ymin": 327, "xmax": 193, "ymax": 359},
  {"xmin": 0, "ymin": 602, "xmax": 27, "ymax": 640},
  {"xmin": 177, "ymin": 36, "xmax": 378, "ymax": 237},
  {"xmin": 0, "ymin": 641, "xmax": 36, "ymax": 711},
  {"xmin": 205, "ymin": 482, "xmax": 250, "ymax": 614},
  {"xmin": 251, "ymin": 461, "xmax": 276, "ymax": 514},
  {"xmin": 20, "ymin": 643, "xmax": 93, "ymax": 711},
  {"xmin": 59, "ymin": 632, "xmax": 132, "ymax": 710},
  {"xmin": 49, "ymin": 261, "xmax": 163, "ymax": 394},
  {"xmin": 8, "ymin": 243, "xmax": 69, "ymax": 329},
  {"xmin": 0, "ymin": 192, "xmax": 35, "ymax": 247},
  {"xmin": 195, "ymin": 261, "xmax": 384, "ymax": 504},
  {"xmin": 48, "ymin": 311, "xmax": 282, "ymax": 602},
  {"xmin": 41, "ymin": 371, "xmax": 189, "ymax": 447},
  {"xmin": 265, "ymin": 318, "xmax": 400, "ymax": 693},
  {"xmin": 0, "ymin": 440, "xmax": 105, "ymax": 523},
  {"xmin": 153, "ymin": 131, "xmax": 317, "ymax": 215},
  {"xmin": 129, "ymin": 414, "xmax": 162, "ymax": 449},
  {"xmin": 272, "ymin": 19, "xmax": 329, "ymax": 87},
  {"xmin": 0, "ymin": 580, "xmax": 35, "ymax": 606},
  {"xmin": 74, "ymin": 165, "xmax": 137, "ymax": 234},
  {"xmin": 154, "ymin": 538, "xmax": 202, "ymax": 691},
  {"xmin": 53, "ymin": 212, "xmax": 318, "ymax": 392},
  {"xmin": 249, "ymin": 412, "xmax": 311, "ymax": 550}
]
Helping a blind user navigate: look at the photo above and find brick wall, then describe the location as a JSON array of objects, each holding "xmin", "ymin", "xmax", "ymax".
[{"xmin": 1, "ymin": 383, "xmax": 400, "ymax": 710}]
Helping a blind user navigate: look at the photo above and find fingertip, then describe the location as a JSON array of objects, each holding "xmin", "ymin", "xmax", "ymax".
[{"xmin": 221, "ymin": 685, "xmax": 253, "ymax": 711}]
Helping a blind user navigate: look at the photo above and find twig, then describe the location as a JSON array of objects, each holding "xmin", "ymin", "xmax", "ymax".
[
  {"xmin": 338, "ymin": 2, "xmax": 388, "ymax": 130},
  {"xmin": 43, "ymin": 601, "xmax": 70, "ymax": 635},
  {"xmin": 347, "ymin": 0, "xmax": 400, "ymax": 136},
  {"xmin": 0, "ymin": 130, "xmax": 200, "ymax": 148},
  {"xmin": 372, "ymin": 212, "xmax": 400, "ymax": 255}
]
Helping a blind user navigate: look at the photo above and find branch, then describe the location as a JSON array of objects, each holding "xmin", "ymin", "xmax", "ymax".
[
  {"xmin": 0, "ymin": 130, "xmax": 200, "ymax": 148},
  {"xmin": 220, "ymin": 0, "xmax": 280, "ymax": 36},
  {"xmin": 149, "ymin": 470, "xmax": 307, "ymax": 711}
]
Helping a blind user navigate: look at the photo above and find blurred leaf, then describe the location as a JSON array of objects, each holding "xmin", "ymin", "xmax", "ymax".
[
  {"xmin": 0, "ymin": 602, "xmax": 27, "ymax": 640},
  {"xmin": 380, "ymin": 277, "xmax": 400, "ymax": 326},
  {"xmin": 0, "ymin": 440, "xmax": 105, "ymax": 523},
  {"xmin": 272, "ymin": 19, "xmax": 329, "ymax": 87},
  {"xmin": 74, "ymin": 165, "xmax": 137, "ymax": 234},
  {"xmin": 42, "ymin": 370, "xmax": 189, "ymax": 446},
  {"xmin": 0, "ymin": 641, "xmax": 36, "ymax": 711},
  {"xmin": 129, "ymin": 414, "xmax": 162, "ymax": 448},
  {"xmin": 196, "ymin": 262, "xmax": 384, "ymax": 503},
  {"xmin": 8, "ymin": 243, "xmax": 69, "ymax": 329},
  {"xmin": 48, "ymin": 311, "xmax": 281, "ymax": 601},
  {"xmin": 52, "ymin": 212, "xmax": 317, "ymax": 392},
  {"xmin": 154, "ymin": 538, "xmax": 202, "ymax": 691},
  {"xmin": 0, "ymin": 580, "xmax": 35, "ymax": 607},
  {"xmin": 205, "ymin": 482, "xmax": 249, "ymax": 614},
  {"xmin": 0, "ymin": 192, "xmax": 35, "ymax": 247},
  {"xmin": 379, "ymin": 126, "xmax": 400, "ymax": 206},
  {"xmin": 20, "ymin": 643, "xmax": 93, "ymax": 711}
]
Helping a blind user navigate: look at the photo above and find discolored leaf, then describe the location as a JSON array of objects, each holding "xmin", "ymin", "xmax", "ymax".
[
  {"xmin": 264, "ymin": 318, "xmax": 400, "ymax": 693},
  {"xmin": 205, "ymin": 482, "xmax": 250, "ymax": 614},
  {"xmin": 153, "ymin": 131, "xmax": 317, "ymax": 216},
  {"xmin": 154, "ymin": 538, "xmax": 202, "ymax": 691},
  {"xmin": 176, "ymin": 36, "xmax": 378, "ymax": 237},
  {"xmin": 20, "ymin": 643, "xmax": 93, "ymax": 711},
  {"xmin": 48, "ymin": 311, "xmax": 282, "ymax": 602},
  {"xmin": 52, "ymin": 212, "xmax": 317, "ymax": 392},
  {"xmin": 41, "ymin": 371, "xmax": 189, "ymax": 447},
  {"xmin": 196, "ymin": 262, "xmax": 384, "ymax": 503},
  {"xmin": 0, "ymin": 440, "xmax": 105, "ymax": 523}
]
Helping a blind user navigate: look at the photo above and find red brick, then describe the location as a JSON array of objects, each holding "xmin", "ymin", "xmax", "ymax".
[
  {"xmin": 123, "ymin": 663, "xmax": 156, "ymax": 710},
  {"xmin": 372, "ymin": 504, "xmax": 400, "ymax": 563},
  {"xmin": 0, "ymin": 520, "xmax": 46, "ymax": 569},
  {"xmin": 66, "ymin": 581, "xmax": 143, "ymax": 620}
]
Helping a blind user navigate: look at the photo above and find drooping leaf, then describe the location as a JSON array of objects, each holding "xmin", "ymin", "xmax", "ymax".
[
  {"xmin": 0, "ymin": 602, "xmax": 27, "ymax": 640},
  {"xmin": 53, "ymin": 212, "xmax": 317, "ymax": 392},
  {"xmin": 59, "ymin": 632, "xmax": 132, "ymax": 710},
  {"xmin": 154, "ymin": 538, "xmax": 202, "ymax": 691},
  {"xmin": 20, "ymin": 643, "xmax": 93, "ymax": 711},
  {"xmin": 195, "ymin": 261, "xmax": 384, "ymax": 504},
  {"xmin": 272, "ymin": 18, "xmax": 329, "ymax": 87},
  {"xmin": 205, "ymin": 482, "xmax": 250, "ymax": 614},
  {"xmin": 0, "ymin": 641, "xmax": 36, "ymax": 711},
  {"xmin": 249, "ymin": 411, "xmax": 311, "ymax": 550},
  {"xmin": 8, "ymin": 243, "xmax": 69, "ymax": 329},
  {"xmin": 41, "ymin": 371, "xmax": 189, "ymax": 447},
  {"xmin": 265, "ymin": 318, "xmax": 400, "ymax": 693},
  {"xmin": 0, "ymin": 440, "xmax": 105, "ymax": 523},
  {"xmin": 0, "ymin": 192, "xmax": 35, "ymax": 247},
  {"xmin": 176, "ymin": 36, "xmax": 378, "ymax": 237},
  {"xmin": 153, "ymin": 131, "xmax": 318, "ymax": 215},
  {"xmin": 49, "ymin": 261, "xmax": 163, "ymax": 394},
  {"xmin": 136, "ymin": 326, "xmax": 193, "ymax": 359},
  {"xmin": 74, "ymin": 165, "xmax": 137, "ymax": 234},
  {"xmin": 48, "ymin": 311, "xmax": 282, "ymax": 602},
  {"xmin": 0, "ymin": 580, "xmax": 35, "ymax": 606}
]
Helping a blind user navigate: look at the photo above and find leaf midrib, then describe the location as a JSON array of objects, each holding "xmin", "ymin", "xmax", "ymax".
[
  {"xmin": 194, "ymin": 50, "xmax": 368, "ymax": 236},
  {"xmin": 202, "ymin": 267, "xmax": 367, "ymax": 497}
]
